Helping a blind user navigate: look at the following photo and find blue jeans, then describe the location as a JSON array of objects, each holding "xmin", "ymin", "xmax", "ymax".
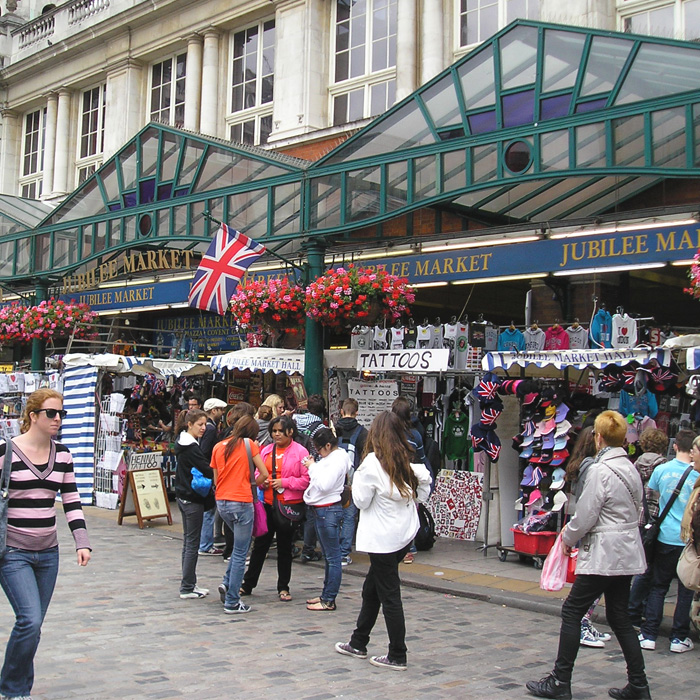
[
  {"xmin": 0, "ymin": 545, "xmax": 59, "ymax": 697},
  {"xmin": 178, "ymin": 498, "xmax": 204, "ymax": 593},
  {"xmin": 217, "ymin": 500, "xmax": 254, "ymax": 609},
  {"xmin": 340, "ymin": 501, "xmax": 358, "ymax": 558},
  {"xmin": 303, "ymin": 506, "xmax": 319, "ymax": 556},
  {"xmin": 313, "ymin": 504, "xmax": 343, "ymax": 603},
  {"xmin": 199, "ymin": 507, "xmax": 216, "ymax": 552},
  {"xmin": 640, "ymin": 542, "xmax": 694, "ymax": 641}
]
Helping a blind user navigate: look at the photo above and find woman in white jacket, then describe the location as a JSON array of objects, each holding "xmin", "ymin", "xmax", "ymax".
[{"xmin": 335, "ymin": 411, "xmax": 431, "ymax": 671}]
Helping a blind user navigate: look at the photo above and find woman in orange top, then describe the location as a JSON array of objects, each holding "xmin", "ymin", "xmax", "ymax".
[{"xmin": 211, "ymin": 416, "xmax": 268, "ymax": 614}]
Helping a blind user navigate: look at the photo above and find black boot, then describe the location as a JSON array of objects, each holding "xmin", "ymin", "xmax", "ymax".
[
  {"xmin": 526, "ymin": 673, "xmax": 572, "ymax": 699},
  {"xmin": 608, "ymin": 682, "xmax": 652, "ymax": 699}
]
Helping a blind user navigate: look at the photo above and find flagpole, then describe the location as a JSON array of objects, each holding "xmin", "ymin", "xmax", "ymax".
[{"xmin": 202, "ymin": 210, "xmax": 304, "ymax": 273}]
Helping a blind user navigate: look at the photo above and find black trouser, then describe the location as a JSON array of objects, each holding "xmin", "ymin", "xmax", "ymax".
[
  {"xmin": 553, "ymin": 574, "xmax": 646, "ymax": 687},
  {"xmin": 349, "ymin": 544, "xmax": 411, "ymax": 663},
  {"xmin": 241, "ymin": 502, "xmax": 295, "ymax": 594}
]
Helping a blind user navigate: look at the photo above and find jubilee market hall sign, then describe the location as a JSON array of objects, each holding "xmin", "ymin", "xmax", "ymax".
[{"xmin": 59, "ymin": 223, "xmax": 700, "ymax": 312}]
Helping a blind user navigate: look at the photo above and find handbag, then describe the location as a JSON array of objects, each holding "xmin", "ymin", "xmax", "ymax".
[
  {"xmin": 642, "ymin": 464, "xmax": 694, "ymax": 563},
  {"xmin": 677, "ymin": 542, "xmax": 700, "ymax": 591},
  {"xmin": 271, "ymin": 446, "xmax": 305, "ymax": 525},
  {"xmin": 244, "ymin": 438, "xmax": 268, "ymax": 538},
  {"xmin": 0, "ymin": 438, "xmax": 12, "ymax": 559},
  {"xmin": 190, "ymin": 467, "xmax": 212, "ymax": 497}
]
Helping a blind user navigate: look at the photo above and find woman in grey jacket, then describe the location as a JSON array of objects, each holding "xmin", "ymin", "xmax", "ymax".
[{"xmin": 527, "ymin": 410, "xmax": 650, "ymax": 700}]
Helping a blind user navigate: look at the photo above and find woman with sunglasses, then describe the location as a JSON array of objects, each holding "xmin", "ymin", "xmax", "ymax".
[{"xmin": 0, "ymin": 389, "xmax": 91, "ymax": 700}]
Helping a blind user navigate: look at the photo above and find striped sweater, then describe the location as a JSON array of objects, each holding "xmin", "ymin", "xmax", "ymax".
[{"xmin": 1, "ymin": 440, "xmax": 90, "ymax": 552}]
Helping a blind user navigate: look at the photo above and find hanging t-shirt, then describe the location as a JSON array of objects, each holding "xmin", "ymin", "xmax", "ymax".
[
  {"xmin": 417, "ymin": 324, "xmax": 432, "ymax": 348},
  {"xmin": 618, "ymin": 390, "xmax": 658, "ymax": 419},
  {"xmin": 484, "ymin": 325, "xmax": 498, "ymax": 351},
  {"xmin": 469, "ymin": 322, "xmax": 487, "ymax": 348},
  {"xmin": 454, "ymin": 324, "xmax": 469, "ymax": 370},
  {"xmin": 390, "ymin": 326, "xmax": 405, "ymax": 349},
  {"xmin": 497, "ymin": 328, "xmax": 526, "ymax": 352},
  {"xmin": 590, "ymin": 309, "xmax": 613, "ymax": 348},
  {"xmin": 612, "ymin": 313, "xmax": 638, "ymax": 349},
  {"xmin": 566, "ymin": 325, "xmax": 589, "ymax": 349},
  {"xmin": 441, "ymin": 411, "xmax": 470, "ymax": 460},
  {"xmin": 373, "ymin": 327, "xmax": 389, "ymax": 349},
  {"xmin": 351, "ymin": 326, "xmax": 372, "ymax": 350},
  {"xmin": 403, "ymin": 325, "xmax": 417, "ymax": 349},
  {"xmin": 523, "ymin": 327, "xmax": 546, "ymax": 351},
  {"xmin": 443, "ymin": 323, "xmax": 458, "ymax": 368},
  {"xmin": 544, "ymin": 325, "xmax": 570, "ymax": 351},
  {"xmin": 431, "ymin": 324, "xmax": 444, "ymax": 349}
]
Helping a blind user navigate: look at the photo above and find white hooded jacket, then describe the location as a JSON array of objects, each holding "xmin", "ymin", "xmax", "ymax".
[{"xmin": 352, "ymin": 452, "xmax": 432, "ymax": 554}]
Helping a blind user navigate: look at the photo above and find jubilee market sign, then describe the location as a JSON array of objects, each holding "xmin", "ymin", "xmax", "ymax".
[{"xmin": 59, "ymin": 223, "xmax": 700, "ymax": 312}]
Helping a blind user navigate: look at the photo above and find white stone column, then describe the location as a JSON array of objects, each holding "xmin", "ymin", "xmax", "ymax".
[
  {"xmin": 270, "ymin": 0, "xmax": 329, "ymax": 143},
  {"xmin": 199, "ymin": 29, "xmax": 220, "ymax": 136},
  {"xmin": 104, "ymin": 58, "xmax": 144, "ymax": 159},
  {"xmin": 0, "ymin": 110, "xmax": 20, "ymax": 195},
  {"xmin": 395, "ymin": 0, "xmax": 417, "ymax": 102},
  {"xmin": 52, "ymin": 88, "xmax": 72, "ymax": 195},
  {"xmin": 41, "ymin": 92, "xmax": 58, "ymax": 199},
  {"xmin": 184, "ymin": 34, "xmax": 203, "ymax": 132},
  {"xmin": 421, "ymin": 0, "xmax": 445, "ymax": 84}
]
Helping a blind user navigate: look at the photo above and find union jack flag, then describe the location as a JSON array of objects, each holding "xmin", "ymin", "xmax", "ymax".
[{"xmin": 188, "ymin": 223, "xmax": 266, "ymax": 315}]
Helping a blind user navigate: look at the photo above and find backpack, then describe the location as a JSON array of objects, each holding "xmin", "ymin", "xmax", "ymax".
[
  {"xmin": 414, "ymin": 502, "xmax": 437, "ymax": 551},
  {"xmin": 338, "ymin": 424, "xmax": 364, "ymax": 470}
]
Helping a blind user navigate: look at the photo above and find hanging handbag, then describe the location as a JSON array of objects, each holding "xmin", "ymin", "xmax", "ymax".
[
  {"xmin": 190, "ymin": 466, "xmax": 212, "ymax": 497},
  {"xmin": 677, "ymin": 542, "xmax": 700, "ymax": 591},
  {"xmin": 0, "ymin": 438, "xmax": 13, "ymax": 560},
  {"xmin": 271, "ymin": 446, "xmax": 305, "ymax": 525},
  {"xmin": 244, "ymin": 438, "xmax": 268, "ymax": 538},
  {"xmin": 642, "ymin": 464, "xmax": 694, "ymax": 563}
]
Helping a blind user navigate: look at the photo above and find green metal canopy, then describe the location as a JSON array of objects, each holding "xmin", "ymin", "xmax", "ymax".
[{"xmin": 5, "ymin": 19, "xmax": 700, "ymax": 284}]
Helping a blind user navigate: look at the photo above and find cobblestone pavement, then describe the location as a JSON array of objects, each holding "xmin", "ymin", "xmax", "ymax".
[{"xmin": 2, "ymin": 509, "xmax": 696, "ymax": 700}]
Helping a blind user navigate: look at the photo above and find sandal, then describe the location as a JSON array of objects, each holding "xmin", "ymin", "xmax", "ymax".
[
  {"xmin": 307, "ymin": 599, "xmax": 336, "ymax": 611},
  {"xmin": 278, "ymin": 590, "xmax": 292, "ymax": 602},
  {"xmin": 306, "ymin": 596, "xmax": 321, "ymax": 605}
]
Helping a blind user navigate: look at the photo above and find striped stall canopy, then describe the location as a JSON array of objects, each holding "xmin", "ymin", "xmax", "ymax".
[
  {"xmin": 482, "ymin": 348, "xmax": 671, "ymax": 372},
  {"xmin": 61, "ymin": 365, "xmax": 99, "ymax": 504},
  {"xmin": 686, "ymin": 348, "xmax": 700, "ymax": 371}
]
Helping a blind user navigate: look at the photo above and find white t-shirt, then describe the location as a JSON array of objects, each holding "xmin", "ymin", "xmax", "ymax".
[
  {"xmin": 417, "ymin": 325, "xmax": 432, "ymax": 348},
  {"xmin": 612, "ymin": 314, "xmax": 637, "ymax": 348},
  {"xmin": 351, "ymin": 326, "xmax": 372, "ymax": 350},
  {"xmin": 373, "ymin": 327, "xmax": 389, "ymax": 349},
  {"xmin": 390, "ymin": 327, "xmax": 405, "ymax": 349}
]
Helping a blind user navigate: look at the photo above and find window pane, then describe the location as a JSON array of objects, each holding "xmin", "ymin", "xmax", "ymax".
[
  {"xmin": 540, "ymin": 129, "xmax": 569, "ymax": 172},
  {"xmin": 652, "ymin": 107, "xmax": 686, "ymax": 167},
  {"xmin": 348, "ymin": 88, "xmax": 364, "ymax": 121},
  {"xmin": 458, "ymin": 45, "xmax": 495, "ymax": 110},
  {"xmin": 333, "ymin": 93, "xmax": 348, "ymax": 126},
  {"xmin": 686, "ymin": 0, "xmax": 700, "ymax": 40},
  {"xmin": 576, "ymin": 123, "xmax": 606, "ymax": 167},
  {"xmin": 543, "ymin": 30, "xmax": 586, "ymax": 92},
  {"xmin": 500, "ymin": 25, "xmax": 538, "ymax": 90},
  {"xmin": 581, "ymin": 37, "xmax": 632, "ymax": 97},
  {"xmin": 614, "ymin": 115, "xmax": 645, "ymax": 167},
  {"xmin": 442, "ymin": 149, "xmax": 466, "ymax": 193},
  {"xmin": 472, "ymin": 143, "xmax": 498, "ymax": 183},
  {"xmin": 370, "ymin": 81, "xmax": 387, "ymax": 116}
]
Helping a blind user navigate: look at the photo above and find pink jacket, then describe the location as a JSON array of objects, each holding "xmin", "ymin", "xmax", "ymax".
[{"xmin": 260, "ymin": 440, "xmax": 310, "ymax": 502}]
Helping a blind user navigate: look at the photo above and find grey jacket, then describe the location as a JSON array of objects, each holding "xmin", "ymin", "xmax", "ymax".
[{"xmin": 563, "ymin": 447, "xmax": 646, "ymax": 576}]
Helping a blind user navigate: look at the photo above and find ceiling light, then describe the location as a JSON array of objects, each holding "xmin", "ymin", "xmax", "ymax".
[
  {"xmin": 451, "ymin": 273, "xmax": 547, "ymax": 285},
  {"xmin": 410, "ymin": 281, "xmax": 449, "ymax": 288},
  {"xmin": 551, "ymin": 262, "xmax": 665, "ymax": 276},
  {"xmin": 422, "ymin": 234, "xmax": 540, "ymax": 253}
]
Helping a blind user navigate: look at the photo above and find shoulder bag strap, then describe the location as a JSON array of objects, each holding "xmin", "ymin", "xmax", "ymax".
[
  {"xmin": 244, "ymin": 438, "xmax": 258, "ymax": 503},
  {"xmin": 271, "ymin": 445, "xmax": 278, "ymax": 505},
  {"xmin": 2, "ymin": 438, "xmax": 12, "ymax": 497},
  {"xmin": 655, "ymin": 464, "xmax": 695, "ymax": 527},
  {"xmin": 604, "ymin": 463, "xmax": 640, "ymax": 511}
]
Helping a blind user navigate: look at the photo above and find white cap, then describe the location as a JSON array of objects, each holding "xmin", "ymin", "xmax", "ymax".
[{"xmin": 203, "ymin": 398, "xmax": 228, "ymax": 411}]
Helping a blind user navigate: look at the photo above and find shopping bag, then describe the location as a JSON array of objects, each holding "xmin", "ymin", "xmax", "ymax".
[
  {"xmin": 539, "ymin": 531, "xmax": 570, "ymax": 592},
  {"xmin": 252, "ymin": 500, "xmax": 268, "ymax": 538}
]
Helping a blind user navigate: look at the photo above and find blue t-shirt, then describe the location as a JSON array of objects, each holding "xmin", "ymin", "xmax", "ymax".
[{"xmin": 648, "ymin": 457, "xmax": 699, "ymax": 546}]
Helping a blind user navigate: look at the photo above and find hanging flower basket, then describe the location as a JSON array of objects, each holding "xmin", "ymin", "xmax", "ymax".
[
  {"xmin": 0, "ymin": 302, "xmax": 27, "ymax": 345},
  {"xmin": 230, "ymin": 277, "xmax": 307, "ymax": 333},
  {"xmin": 684, "ymin": 249, "xmax": 700, "ymax": 300},
  {"xmin": 304, "ymin": 265, "xmax": 414, "ymax": 331},
  {"xmin": 19, "ymin": 299, "xmax": 97, "ymax": 342}
]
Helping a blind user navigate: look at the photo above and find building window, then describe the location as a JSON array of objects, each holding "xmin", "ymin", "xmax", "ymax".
[
  {"xmin": 331, "ymin": 0, "xmax": 398, "ymax": 126},
  {"xmin": 228, "ymin": 20, "xmax": 275, "ymax": 146},
  {"xmin": 620, "ymin": 0, "xmax": 700, "ymax": 40},
  {"xmin": 76, "ymin": 84, "xmax": 106, "ymax": 186},
  {"xmin": 458, "ymin": 0, "xmax": 540, "ymax": 48},
  {"xmin": 19, "ymin": 108, "xmax": 46, "ymax": 199},
  {"xmin": 150, "ymin": 53, "xmax": 186, "ymax": 126}
]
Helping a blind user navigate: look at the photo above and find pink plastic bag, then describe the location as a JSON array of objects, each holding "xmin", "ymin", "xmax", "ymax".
[{"xmin": 539, "ymin": 531, "xmax": 570, "ymax": 591}]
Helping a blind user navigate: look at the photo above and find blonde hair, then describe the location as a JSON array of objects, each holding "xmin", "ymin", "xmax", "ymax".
[
  {"xmin": 681, "ymin": 474, "xmax": 700, "ymax": 545},
  {"xmin": 21, "ymin": 389, "xmax": 63, "ymax": 433},
  {"xmin": 593, "ymin": 410, "xmax": 627, "ymax": 448},
  {"xmin": 257, "ymin": 394, "xmax": 283, "ymax": 418}
]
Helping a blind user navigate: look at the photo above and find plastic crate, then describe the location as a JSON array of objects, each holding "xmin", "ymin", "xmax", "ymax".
[{"xmin": 511, "ymin": 529, "xmax": 558, "ymax": 556}]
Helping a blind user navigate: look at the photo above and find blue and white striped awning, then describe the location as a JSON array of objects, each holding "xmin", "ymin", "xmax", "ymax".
[
  {"xmin": 482, "ymin": 348, "xmax": 671, "ymax": 372},
  {"xmin": 686, "ymin": 348, "xmax": 700, "ymax": 370}
]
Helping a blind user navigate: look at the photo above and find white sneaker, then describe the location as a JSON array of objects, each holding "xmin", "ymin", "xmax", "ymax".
[
  {"xmin": 638, "ymin": 633, "xmax": 656, "ymax": 650},
  {"xmin": 341, "ymin": 555, "xmax": 352, "ymax": 566},
  {"xmin": 670, "ymin": 637, "xmax": 694, "ymax": 653},
  {"xmin": 180, "ymin": 585, "xmax": 209, "ymax": 599},
  {"xmin": 588, "ymin": 623, "xmax": 612, "ymax": 642},
  {"xmin": 580, "ymin": 625, "xmax": 605, "ymax": 648}
]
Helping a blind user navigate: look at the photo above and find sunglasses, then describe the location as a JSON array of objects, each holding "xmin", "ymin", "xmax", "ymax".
[{"xmin": 34, "ymin": 408, "xmax": 67, "ymax": 420}]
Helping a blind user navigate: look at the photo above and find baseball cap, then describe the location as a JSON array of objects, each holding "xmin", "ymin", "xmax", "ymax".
[
  {"xmin": 526, "ymin": 489, "xmax": 543, "ymax": 507},
  {"xmin": 550, "ymin": 450, "xmax": 570, "ymax": 467},
  {"xmin": 554, "ymin": 434, "xmax": 569, "ymax": 451},
  {"xmin": 203, "ymin": 398, "xmax": 228, "ymax": 411},
  {"xmin": 555, "ymin": 402, "xmax": 571, "ymax": 423},
  {"xmin": 551, "ymin": 491, "xmax": 568, "ymax": 511},
  {"xmin": 554, "ymin": 419, "xmax": 572, "ymax": 438},
  {"xmin": 542, "ymin": 433, "xmax": 555, "ymax": 450},
  {"xmin": 550, "ymin": 467, "xmax": 567, "ymax": 489}
]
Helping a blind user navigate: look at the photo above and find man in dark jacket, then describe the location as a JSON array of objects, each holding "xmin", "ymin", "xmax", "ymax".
[
  {"xmin": 198, "ymin": 398, "xmax": 227, "ymax": 556},
  {"xmin": 336, "ymin": 398, "xmax": 368, "ymax": 565}
]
